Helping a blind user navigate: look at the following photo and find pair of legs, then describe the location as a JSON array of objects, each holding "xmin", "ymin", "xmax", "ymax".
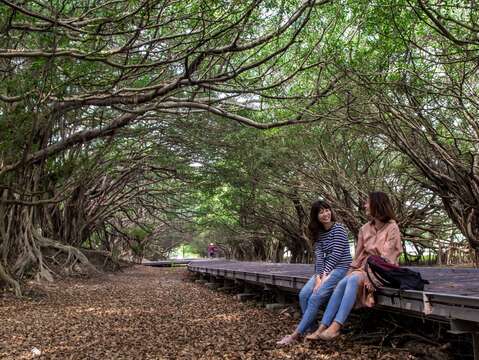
[
  {"xmin": 307, "ymin": 273, "xmax": 361, "ymax": 340},
  {"xmin": 277, "ymin": 268, "xmax": 347, "ymax": 345}
]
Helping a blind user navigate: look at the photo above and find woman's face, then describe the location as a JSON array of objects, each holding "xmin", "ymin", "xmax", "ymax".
[
  {"xmin": 317, "ymin": 207, "xmax": 332, "ymax": 224},
  {"xmin": 364, "ymin": 198, "xmax": 371, "ymax": 216}
]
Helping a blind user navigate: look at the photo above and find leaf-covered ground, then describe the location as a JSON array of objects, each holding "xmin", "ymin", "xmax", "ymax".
[{"xmin": 0, "ymin": 266, "xmax": 436, "ymax": 359}]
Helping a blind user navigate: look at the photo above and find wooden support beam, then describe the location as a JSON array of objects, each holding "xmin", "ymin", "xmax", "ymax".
[
  {"xmin": 206, "ymin": 282, "xmax": 220, "ymax": 290},
  {"xmin": 265, "ymin": 303, "xmax": 287, "ymax": 311},
  {"xmin": 235, "ymin": 293, "xmax": 256, "ymax": 302},
  {"xmin": 217, "ymin": 286, "xmax": 235, "ymax": 292}
]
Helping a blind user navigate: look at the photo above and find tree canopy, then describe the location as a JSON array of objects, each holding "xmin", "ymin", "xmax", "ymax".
[{"xmin": 0, "ymin": 0, "xmax": 478, "ymax": 295}]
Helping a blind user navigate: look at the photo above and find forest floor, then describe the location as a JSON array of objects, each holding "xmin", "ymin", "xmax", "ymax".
[{"xmin": 0, "ymin": 266, "xmax": 460, "ymax": 359}]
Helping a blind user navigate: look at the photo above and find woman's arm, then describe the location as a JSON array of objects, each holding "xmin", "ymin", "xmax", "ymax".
[
  {"xmin": 349, "ymin": 227, "xmax": 365, "ymax": 268},
  {"xmin": 382, "ymin": 223, "xmax": 402, "ymax": 264},
  {"xmin": 322, "ymin": 225, "xmax": 349, "ymax": 275},
  {"xmin": 314, "ymin": 240, "xmax": 325, "ymax": 276}
]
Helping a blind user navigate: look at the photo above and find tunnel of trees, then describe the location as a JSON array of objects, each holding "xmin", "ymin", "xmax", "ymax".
[{"xmin": 0, "ymin": 0, "xmax": 478, "ymax": 296}]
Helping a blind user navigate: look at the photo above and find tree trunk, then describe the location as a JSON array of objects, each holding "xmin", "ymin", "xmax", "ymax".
[{"xmin": 443, "ymin": 201, "xmax": 479, "ymax": 267}]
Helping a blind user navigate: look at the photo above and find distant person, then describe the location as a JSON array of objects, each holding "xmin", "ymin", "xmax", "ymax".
[
  {"xmin": 276, "ymin": 200, "xmax": 352, "ymax": 345},
  {"xmin": 306, "ymin": 191, "xmax": 402, "ymax": 341},
  {"xmin": 207, "ymin": 243, "xmax": 217, "ymax": 258}
]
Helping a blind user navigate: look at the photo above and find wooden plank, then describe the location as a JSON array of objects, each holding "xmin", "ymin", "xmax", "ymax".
[{"xmin": 143, "ymin": 259, "xmax": 201, "ymax": 267}]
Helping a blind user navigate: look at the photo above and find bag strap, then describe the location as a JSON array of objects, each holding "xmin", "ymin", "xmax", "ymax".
[
  {"xmin": 366, "ymin": 256, "xmax": 394, "ymax": 289},
  {"xmin": 366, "ymin": 265, "xmax": 380, "ymax": 290},
  {"xmin": 365, "ymin": 258, "xmax": 383, "ymax": 290}
]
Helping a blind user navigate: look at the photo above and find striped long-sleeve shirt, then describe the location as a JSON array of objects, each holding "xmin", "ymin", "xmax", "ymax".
[{"xmin": 314, "ymin": 223, "xmax": 352, "ymax": 276}]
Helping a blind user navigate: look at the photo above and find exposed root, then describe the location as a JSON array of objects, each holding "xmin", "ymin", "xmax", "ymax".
[
  {"xmin": 0, "ymin": 260, "xmax": 22, "ymax": 297},
  {"xmin": 35, "ymin": 233, "xmax": 99, "ymax": 275}
]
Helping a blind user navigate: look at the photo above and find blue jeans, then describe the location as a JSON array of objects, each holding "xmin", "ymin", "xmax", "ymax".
[
  {"xmin": 320, "ymin": 273, "xmax": 361, "ymax": 326},
  {"xmin": 296, "ymin": 268, "xmax": 348, "ymax": 334}
]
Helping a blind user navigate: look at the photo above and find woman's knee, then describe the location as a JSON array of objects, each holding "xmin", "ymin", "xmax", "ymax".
[
  {"xmin": 347, "ymin": 273, "xmax": 361, "ymax": 285},
  {"xmin": 308, "ymin": 287, "xmax": 332, "ymax": 306},
  {"xmin": 299, "ymin": 284, "xmax": 312, "ymax": 301},
  {"xmin": 344, "ymin": 274, "xmax": 361, "ymax": 295},
  {"xmin": 336, "ymin": 276, "xmax": 349, "ymax": 289}
]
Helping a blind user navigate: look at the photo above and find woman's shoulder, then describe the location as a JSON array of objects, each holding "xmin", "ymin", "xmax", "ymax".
[
  {"xmin": 386, "ymin": 219, "xmax": 399, "ymax": 228},
  {"xmin": 386, "ymin": 220, "xmax": 400, "ymax": 232},
  {"xmin": 360, "ymin": 221, "xmax": 373, "ymax": 232},
  {"xmin": 333, "ymin": 222, "xmax": 348, "ymax": 234},
  {"xmin": 361, "ymin": 219, "xmax": 398, "ymax": 230}
]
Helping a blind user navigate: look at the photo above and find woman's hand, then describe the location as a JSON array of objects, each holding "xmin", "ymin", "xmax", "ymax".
[
  {"xmin": 313, "ymin": 275, "xmax": 322, "ymax": 293},
  {"xmin": 322, "ymin": 273, "xmax": 331, "ymax": 284}
]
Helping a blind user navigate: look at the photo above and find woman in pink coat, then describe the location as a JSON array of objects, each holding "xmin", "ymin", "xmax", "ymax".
[{"xmin": 306, "ymin": 191, "xmax": 402, "ymax": 341}]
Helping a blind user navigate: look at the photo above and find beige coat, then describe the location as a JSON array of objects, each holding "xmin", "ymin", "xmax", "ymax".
[{"xmin": 349, "ymin": 220, "xmax": 402, "ymax": 308}]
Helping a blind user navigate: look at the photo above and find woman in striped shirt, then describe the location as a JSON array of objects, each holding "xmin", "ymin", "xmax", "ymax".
[{"xmin": 277, "ymin": 200, "xmax": 352, "ymax": 345}]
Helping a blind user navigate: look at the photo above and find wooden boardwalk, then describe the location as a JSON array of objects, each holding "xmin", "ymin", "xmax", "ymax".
[
  {"xmin": 143, "ymin": 259, "xmax": 204, "ymax": 267},
  {"xmin": 187, "ymin": 259, "xmax": 479, "ymax": 297},
  {"xmin": 188, "ymin": 259, "xmax": 479, "ymax": 357}
]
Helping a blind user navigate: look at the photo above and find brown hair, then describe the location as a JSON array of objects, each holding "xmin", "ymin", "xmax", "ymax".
[
  {"xmin": 368, "ymin": 191, "xmax": 396, "ymax": 223},
  {"xmin": 308, "ymin": 200, "xmax": 337, "ymax": 242}
]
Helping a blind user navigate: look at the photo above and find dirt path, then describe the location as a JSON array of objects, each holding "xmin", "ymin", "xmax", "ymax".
[{"xmin": 1, "ymin": 266, "xmax": 417, "ymax": 359}]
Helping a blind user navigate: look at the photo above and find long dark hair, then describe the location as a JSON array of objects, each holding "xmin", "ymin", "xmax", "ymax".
[
  {"xmin": 368, "ymin": 191, "xmax": 396, "ymax": 223},
  {"xmin": 308, "ymin": 200, "xmax": 336, "ymax": 242}
]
